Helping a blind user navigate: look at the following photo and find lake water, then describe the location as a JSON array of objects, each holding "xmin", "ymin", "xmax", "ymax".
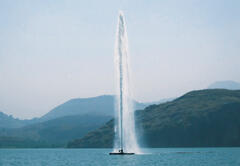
[{"xmin": 0, "ymin": 148, "xmax": 239, "ymax": 166}]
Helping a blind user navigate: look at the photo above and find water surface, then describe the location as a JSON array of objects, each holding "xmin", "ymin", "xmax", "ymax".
[{"xmin": 0, "ymin": 148, "xmax": 239, "ymax": 166}]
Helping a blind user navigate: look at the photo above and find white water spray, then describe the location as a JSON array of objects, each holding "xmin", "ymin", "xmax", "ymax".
[{"xmin": 113, "ymin": 11, "xmax": 140, "ymax": 153}]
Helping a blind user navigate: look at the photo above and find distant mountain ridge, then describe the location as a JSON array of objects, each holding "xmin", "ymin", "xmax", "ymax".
[
  {"xmin": 41, "ymin": 95, "xmax": 146, "ymax": 121},
  {"xmin": 0, "ymin": 95, "xmax": 147, "ymax": 129},
  {"xmin": 208, "ymin": 80, "xmax": 240, "ymax": 90},
  {"xmin": 144, "ymin": 97, "xmax": 175, "ymax": 105},
  {"xmin": 0, "ymin": 112, "xmax": 25, "ymax": 128},
  {"xmin": 4, "ymin": 90, "xmax": 240, "ymax": 148},
  {"xmin": 0, "ymin": 95, "xmax": 147, "ymax": 147},
  {"xmin": 2, "ymin": 80, "xmax": 239, "ymax": 129},
  {"xmin": 0, "ymin": 112, "xmax": 38, "ymax": 129}
]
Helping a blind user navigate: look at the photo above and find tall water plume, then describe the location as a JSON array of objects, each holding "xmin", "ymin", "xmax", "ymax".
[{"xmin": 113, "ymin": 11, "xmax": 140, "ymax": 153}]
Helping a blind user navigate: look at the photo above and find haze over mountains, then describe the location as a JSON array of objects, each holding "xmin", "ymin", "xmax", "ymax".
[
  {"xmin": 0, "ymin": 112, "xmax": 27, "ymax": 128},
  {"xmin": 0, "ymin": 80, "xmax": 240, "ymax": 148},
  {"xmin": 1, "ymin": 80, "xmax": 239, "ymax": 124},
  {"xmin": 0, "ymin": 95, "xmax": 147, "ymax": 147},
  {"xmin": 208, "ymin": 81, "xmax": 240, "ymax": 90},
  {"xmin": 41, "ymin": 95, "xmax": 146, "ymax": 121},
  {"xmin": 0, "ymin": 95, "xmax": 146, "ymax": 129}
]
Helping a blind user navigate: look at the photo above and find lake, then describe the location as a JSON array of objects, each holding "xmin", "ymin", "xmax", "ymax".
[{"xmin": 0, "ymin": 148, "xmax": 239, "ymax": 166}]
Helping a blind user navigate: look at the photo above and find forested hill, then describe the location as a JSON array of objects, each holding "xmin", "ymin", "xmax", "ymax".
[{"xmin": 68, "ymin": 89, "xmax": 240, "ymax": 148}]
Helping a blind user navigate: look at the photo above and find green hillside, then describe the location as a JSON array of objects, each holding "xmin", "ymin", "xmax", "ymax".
[{"xmin": 68, "ymin": 89, "xmax": 240, "ymax": 148}]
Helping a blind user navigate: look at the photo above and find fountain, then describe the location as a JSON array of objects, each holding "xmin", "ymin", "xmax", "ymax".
[{"xmin": 109, "ymin": 11, "xmax": 140, "ymax": 155}]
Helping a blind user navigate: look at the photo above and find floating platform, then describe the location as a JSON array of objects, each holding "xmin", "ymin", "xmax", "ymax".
[
  {"xmin": 109, "ymin": 149, "xmax": 134, "ymax": 155},
  {"xmin": 109, "ymin": 152, "xmax": 134, "ymax": 155}
]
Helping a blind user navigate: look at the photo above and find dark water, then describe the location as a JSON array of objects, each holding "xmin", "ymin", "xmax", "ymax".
[{"xmin": 0, "ymin": 148, "xmax": 239, "ymax": 166}]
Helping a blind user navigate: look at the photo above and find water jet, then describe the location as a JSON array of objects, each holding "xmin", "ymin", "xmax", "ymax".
[{"xmin": 109, "ymin": 11, "xmax": 140, "ymax": 155}]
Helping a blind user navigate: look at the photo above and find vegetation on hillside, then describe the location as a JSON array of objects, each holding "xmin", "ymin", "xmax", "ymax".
[{"xmin": 68, "ymin": 89, "xmax": 240, "ymax": 148}]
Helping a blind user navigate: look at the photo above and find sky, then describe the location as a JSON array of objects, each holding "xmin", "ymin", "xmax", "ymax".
[{"xmin": 0, "ymin": 0, "xmax": 240, "ymax": 119}]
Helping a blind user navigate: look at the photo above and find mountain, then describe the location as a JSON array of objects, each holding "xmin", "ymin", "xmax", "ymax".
[
  {"xmin": 0, "ymin": 112, "xmax": 23, "ymax": 128},
  {"xmin": 0, "ymin": 112, "xmax": 35, "ymax": 128},
  {"xmin": 0, "ymin": 95, "xmax": 148, "ymax": 148},
  {"xmin": 68, "ymin": 89, "xmax": 240, "ymax": 148},
  {"xmin": 41, "ymin": 95, "xmax": 146, "ymax": 121},
  {"xmin": 208, "ymin": 80, "xmax": 240, "ymax": 90},
  {"xmin": 144, "ymin": 97, "xmax": 175, "ymax": 105},
  {"xmin": 0, "ymin": 114, "xmax": 111, "ymax": 147},
  {"xmin": 0, "ymin": 95, "xmax": 146, "ymax": 129},
  {"xmin": 0, "ymin": 95, "xmax": 147, "ymax": 147}
]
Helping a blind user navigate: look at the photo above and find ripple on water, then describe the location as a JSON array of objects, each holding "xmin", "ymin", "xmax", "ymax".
[{"xmin": 0, "ymin": 148, "xmax": 240, "ymax": 166}]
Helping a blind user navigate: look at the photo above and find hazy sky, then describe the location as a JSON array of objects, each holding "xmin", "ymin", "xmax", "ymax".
[{"xmin": 0, "ymin": 0, "xmax": 240, "ymax": 119}]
